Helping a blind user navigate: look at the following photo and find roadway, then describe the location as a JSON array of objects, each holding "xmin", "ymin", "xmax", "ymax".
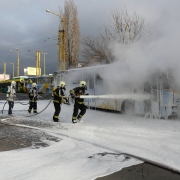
[{"xmin": 0, "ymin": 93, "xmax": 180, "ymax": 180}]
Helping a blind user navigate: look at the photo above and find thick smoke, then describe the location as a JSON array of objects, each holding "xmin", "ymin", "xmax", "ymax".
[{"xmin": 101, "ymin": 1, "xmax": 180, "ymax": 93}]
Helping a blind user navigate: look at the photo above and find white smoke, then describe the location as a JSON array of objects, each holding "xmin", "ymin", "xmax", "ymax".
[{"xmin": 101, "ymin": 1, "xmax": 180, "ymax": 92}]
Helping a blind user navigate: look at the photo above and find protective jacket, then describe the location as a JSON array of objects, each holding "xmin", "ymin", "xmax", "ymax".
[
  {"xmin": 70, "ymin": 86, "xmax": 88, "ymax": 123},
  {"xmin": 6, "ymin": 85, "xmax": 16, "ymax": 115},
  {"xmin": 28, "ymin": 87, "xmax": 39, "ymax": 113},
  {"xmin": 6, "ymin": 85, "xmax": 16, "ymax": 102},
  {"xmin": 28, "ymin": 87, "xmax": 38, "ymax": 102},
  {"xmin": 70, "ymin": 87, "xmax": 86, "ymax": 104},
  {"xmin": 52, "ymin": 87, "xmax": 66, "ymax": 122},
  {"xmin": 52, "ymin": 87, "xmax": 66, "ymax": 103}
]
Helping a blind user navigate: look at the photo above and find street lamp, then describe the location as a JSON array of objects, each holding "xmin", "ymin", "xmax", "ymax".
[
  {"xmin": 11, "ymin": 63, "xmax": 14, "ymax": 78},
  {"xmin": 4, "ymin": 63, "xmax": 6, "ymax": 80},
  {"xmin": 42, "ymin": 52, "xmax": 48, "ymax": 75},
  {"xmin": 46, "ymin": 9, "xmax": 66, "ymax": 70},
  {"xmin": 10, "ymin": 48, "xmax": 20, "ymax": 77},
  {"xmin": 46, "ymin": 9, "xmax": 63, "ymax": 18}
]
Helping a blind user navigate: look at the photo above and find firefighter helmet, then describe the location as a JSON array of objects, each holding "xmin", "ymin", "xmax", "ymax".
[
  {"xmin": 79, "ymin": 81, "xmax": 86, "ymax": 87},
  {"xmin": 58, "ymin": 81, "xmax": 66, "ymax": 88},
  {"xmin": 32, "ymin": 83, "xmax": 37, "ymax": 88},
  {"xmin": 11, "ymin": 81, "xmax": 16, "ymax": 87}
]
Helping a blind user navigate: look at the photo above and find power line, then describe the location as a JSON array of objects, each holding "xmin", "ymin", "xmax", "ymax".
[
  {"xmin": 0, "ymin": 36, "xmax": 58, "ymax": 50},
  {"xmin": 25, "ymin": 43, "xmax": 58, "ymax": 52}
]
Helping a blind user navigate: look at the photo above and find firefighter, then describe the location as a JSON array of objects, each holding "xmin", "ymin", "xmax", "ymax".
[
  {"xmin": 52, "ymin": 81, "xmax": 67, "ymax": 122},
  {"xmin": 70, "ymin": 80, "xmax": 88, "ymax": 123},
  {"xmin": 28, "ymin": 83, "xmax": 38, "ymax": 113},
  {"xmin": 6, "ymin": 81, "xmax": 16, "ymax": 115}
]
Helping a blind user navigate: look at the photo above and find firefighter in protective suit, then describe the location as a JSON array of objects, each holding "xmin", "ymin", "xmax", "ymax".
[
  {"xmin": 52, "ymin": 81, "xmax": 67, "ymax": 122},
  {"xmin": 6, "ymin": 81, "xmax": 16, "ymax": 115},
  {"xmin": 28, "ymin": 83, "xmax": 38, "ymax": 113},
  {"xmin": 70, "ymin": 81, "xmax": 88, "ymax": 123}
]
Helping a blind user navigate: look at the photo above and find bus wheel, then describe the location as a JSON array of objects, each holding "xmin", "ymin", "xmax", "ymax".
[{"xmin": 121, "ymin": 100, "xmax": 135, "ymax": 115}]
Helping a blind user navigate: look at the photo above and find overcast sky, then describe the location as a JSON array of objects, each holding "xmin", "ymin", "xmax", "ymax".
[{"xmin": 0, "ymin": 0, "xmax": 179, "ymax": 77}]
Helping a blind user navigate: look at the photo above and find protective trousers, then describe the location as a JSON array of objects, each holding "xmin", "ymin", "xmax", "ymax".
[
  {"xmin": 53, "ymin": 102, "xmax": 61, "ymax": 122},
  {"xmin": 8, "ymin": 101, "xmax": 14, "ymax": 115},
  {"xmin": 28, "ymin": 101, "xmax": 37, "ymax": 113},
  {"xmin": 72, "ymin": 103, "xmax": 86, "ymax": 120}
]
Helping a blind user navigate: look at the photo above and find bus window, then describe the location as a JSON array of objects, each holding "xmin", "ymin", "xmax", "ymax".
[
  {"xmin": 26, "ymin": 75, "xmax": 54, "ymax": 94},
  {"xmin": 0, "ymin": 77, "xmax": 28, "ymax": 93}
]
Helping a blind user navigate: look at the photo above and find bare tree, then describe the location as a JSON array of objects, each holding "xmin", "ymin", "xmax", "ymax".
[
  {"xmin": 59, "ymin": 0, "xmax": 80, "ymax": 69},
  {"xmin": 81, "ymin": 9, "xmax": 147, "ymax": 65},
  {"xmin": 106, "ymin": 9, "xmax": 145, "ymax": 44},
  {"xmin": 81, "ymin": 35, "xmax": 114, "ymax": 65}
]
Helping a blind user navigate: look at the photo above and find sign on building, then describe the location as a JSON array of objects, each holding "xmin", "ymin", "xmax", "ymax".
[
  {"xmin": 25, "ymin": 67, "xmax": 41, "ymax": 76},
  {"xmin": 0, "ymin": 74, "xmax": 10, "ymax": 81}
]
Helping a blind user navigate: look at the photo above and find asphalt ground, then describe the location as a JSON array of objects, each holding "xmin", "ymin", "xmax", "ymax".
[
  {"xmin": 1, "ymin": 93, "xmax": 180, "ymax": 180},
  {"xmin": 0, "ymin": 123, "xmax": 61, "ymax": 151},
  {"xmin": 1, "ymin": 122, "xmax": 180, "ymax": 180},
  {"xmin": 95, "ymin": 163, "xmax": 180, "ymax": 180}
]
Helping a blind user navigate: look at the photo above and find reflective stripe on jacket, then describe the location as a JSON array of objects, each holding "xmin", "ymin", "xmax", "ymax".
[
  {"xmin": 70, "ymin": 87, "xmax": 86, "ymax": 103},
  {"xmin": 52, "ymin": 87, "xmax": 66, "ymax": 103},
  {"xmin": 6, "ymin": 86, "xmax": 16, "ymax": 102}
]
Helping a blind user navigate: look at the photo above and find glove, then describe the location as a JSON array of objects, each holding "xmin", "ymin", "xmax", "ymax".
[
  {"xmin": 62, "ymin": 98, "xmax": 66, "ymax": 103},
  {"xmin": 85, "ymin": 93, "xmax": 89, "ymax": 95}
]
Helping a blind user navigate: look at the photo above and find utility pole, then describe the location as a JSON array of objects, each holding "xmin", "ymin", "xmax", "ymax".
[
  {"xmin": 42, "ymin": 52, "xmax": 48, "ymax": 75},
  {"xmin": 10, "ymin": 48, "xmax": 20, "ymax": 76},
  {"xmin": 36, "ymin": 51, "xmax": 41, "ymax": 76},
  {"xmin": 16, "ymin": 48, "xmax": 20, "ymax": 77},
  {"xmin": 4, "ymin": 63, "xmax": 6, "ymax": 80},
  {"xmin": 11, "ymin": 63, "xmax": 14, "ymax": 78},
  {"xmin": 46, "ymin": 9, "xmax": 66, "ymax": 71}
]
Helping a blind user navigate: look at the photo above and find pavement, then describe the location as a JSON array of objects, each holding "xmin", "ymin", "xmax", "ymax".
[
  {"xmin": 1, "ymin": 122, "xmax": 180, "ymax": 180},
  {"xmin": 1, "ymin": 93, "xmax": 180, "ymax": 179},
  {"xmin": 0, "ymin": 123, "xmax": 60, "ymax": 151},
  {"xmin": 96, "ymin": 162, "xmax": 180, "ymax": 180}
]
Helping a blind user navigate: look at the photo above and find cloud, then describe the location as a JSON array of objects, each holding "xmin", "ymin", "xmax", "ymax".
[{"xmin": 1, "ymin": 0, "xmax": 180, "ymax": 78}]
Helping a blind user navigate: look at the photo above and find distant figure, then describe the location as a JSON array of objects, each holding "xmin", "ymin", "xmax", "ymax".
[
  {"xmin": 52, "ymin": 81, "xmax": 67, "ymax": 122},
  {"xmin": 6, "ymin": 81, "xmax": 16, "ymax": 115},
  {"xmin": 28, "ymin": 83, "xmax": 38, "ymax": 113},
  {"xmin": 70, "ymin": 81, "xmax": 88, "ymax": 123}
]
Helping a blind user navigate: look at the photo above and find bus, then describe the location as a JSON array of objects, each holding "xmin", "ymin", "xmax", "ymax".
[
  {"xmin": 53, "ymin": 64, "xmax": 180, "ymax": 119},
  {"xmin": 27, "ymin": 75, "xmax": 54, "ymax": 94},
  {"xmin": 0, "ymin": 76, "xmax": 29, "ymax": 93}
]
